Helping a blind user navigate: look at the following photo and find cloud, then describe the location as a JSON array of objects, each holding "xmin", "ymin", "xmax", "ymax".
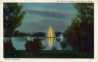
[{"xmin": 16, "ymin": 3, "xmax": 78, "ymax": 33}]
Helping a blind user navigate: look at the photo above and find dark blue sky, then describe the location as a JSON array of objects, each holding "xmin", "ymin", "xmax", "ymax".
[{"xmin": 16, "ymin": 3, "xmax": 78, "ymax": 33}]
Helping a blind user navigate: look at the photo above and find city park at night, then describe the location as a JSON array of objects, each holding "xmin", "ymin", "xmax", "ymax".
[{"xmin": 4, "ymin": 3, "xmax": 94, "ymax": 58}]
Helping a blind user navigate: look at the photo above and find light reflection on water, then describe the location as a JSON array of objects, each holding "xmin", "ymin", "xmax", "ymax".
[
  {"xmin": 10, "ymin": 36, "xmax": 72, "ymax": 51},
  {"xmin": 11, "ymin": 37, "xmax": 63, "ymax": 50}
]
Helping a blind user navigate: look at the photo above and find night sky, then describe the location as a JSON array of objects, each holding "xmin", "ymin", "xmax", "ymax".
[{"xmin": 16, "ymin": 3, "xmax": 78, "ymax": 33}]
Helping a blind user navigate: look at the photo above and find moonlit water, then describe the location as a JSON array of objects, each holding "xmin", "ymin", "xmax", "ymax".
[
  {"xmin": 11, "ymin": 37, "xmax": 63, "ymax": 50},
  {"xmin": 11, "ymin": 37, "xmax": 27, "ymax": 50},
  {"xmin": 11, "ymin": 34, "xmax": 72, "ymax": 50}
]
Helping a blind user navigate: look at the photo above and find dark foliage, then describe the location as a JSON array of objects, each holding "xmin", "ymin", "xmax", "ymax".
[
  {"xmin": 25, "ymin": 38, "xmax": 42, "ymax": 57},
  {"xmin": 4, "ymin": 3, "xmax": 25, "ymax": 37},
  {"xmin": 64, "ymin": 3, "xmax": 94, "ymax": 58},
  {"xmin": 4, "ymin": 39, "xmax": 16, "ymax": 58}
]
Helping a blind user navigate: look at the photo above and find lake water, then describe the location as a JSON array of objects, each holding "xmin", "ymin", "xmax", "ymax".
[{"xmin": 11, "ymin": 37, "xmax": 72, "ymax": 51}]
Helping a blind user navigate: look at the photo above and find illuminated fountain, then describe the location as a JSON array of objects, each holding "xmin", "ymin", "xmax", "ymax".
[{"xmin": 47, "ymin": 26, "xmax": 56, "ymax": 49}]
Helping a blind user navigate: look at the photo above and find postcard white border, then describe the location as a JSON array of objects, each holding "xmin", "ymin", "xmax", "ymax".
[{"xmin": 0, "ymin": 0, "xmax": 97, "ymax": 62}]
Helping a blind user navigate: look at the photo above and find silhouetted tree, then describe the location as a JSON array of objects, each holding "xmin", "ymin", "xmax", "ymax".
[
  {"xmin": 4, "ymin": 38, "xmax": 16, "ymax": 57},
  {"xmin": 25, "ymin": 38, "xmax": 42, "ymax": 57},
  {"xmin": 4, "ymin": 3, "xmax": 25, "ymax": 57},
  {"xmin": 4, "ymin": 3, "xmax": 25, "ymax": 36},
  {"xmin": 64, "ymin": 3, "xmax": 94, "ymax": 57}
]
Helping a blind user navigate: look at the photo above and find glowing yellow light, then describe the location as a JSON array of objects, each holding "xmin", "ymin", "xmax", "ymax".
[{"xmin": 47, "ymin": 26, "xmax": 56, "ymax": 48}]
